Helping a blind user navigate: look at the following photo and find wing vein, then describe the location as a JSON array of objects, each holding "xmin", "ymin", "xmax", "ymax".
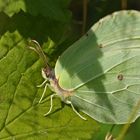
[
  {"xmin": 74, "ymin": 94, "xmax": 110, "ymax": 111},
  {"xmin": 74, "ymin": 55, "xmax": 139, "ymax": 90}
]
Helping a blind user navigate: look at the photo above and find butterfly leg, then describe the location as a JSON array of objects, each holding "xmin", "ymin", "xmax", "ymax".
[
  {"xmin": 38, "ymin": 82, "xmax": 48, "ymax": 103},
  {"xmin": 37, "ymin": 79, "xmax": 48, "ymax": 88},
  {"xmin": 44, "ymin": 94, "xmax": 57, "ymax": 116},
  {"xmin": 67, "ymin": 101, "xmax": 87, "ymax": 120}
]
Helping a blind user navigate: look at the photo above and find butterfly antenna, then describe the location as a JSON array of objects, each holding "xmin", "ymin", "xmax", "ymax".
[{"xmin": 28, "ymin": 40, "xmax": 49, "ymax": 68}]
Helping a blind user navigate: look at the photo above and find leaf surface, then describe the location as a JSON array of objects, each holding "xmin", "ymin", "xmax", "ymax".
[
  {"xmin": 0, "ymin": 0, "xmax": 71, "ymax": 22},
  {"xmin": 55, "ymin": 10, "xmax": 140, "ymax": 124}
]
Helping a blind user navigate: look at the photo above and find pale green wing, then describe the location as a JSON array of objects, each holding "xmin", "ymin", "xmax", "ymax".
[{"xmin": 55, "ymin": 10, "xmax": 140, "ymax": 124}]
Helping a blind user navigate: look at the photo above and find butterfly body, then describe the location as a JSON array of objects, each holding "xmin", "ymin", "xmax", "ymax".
[{"xmin": 42, "ymin": 67, "xmax": 73, "ymax": 103}]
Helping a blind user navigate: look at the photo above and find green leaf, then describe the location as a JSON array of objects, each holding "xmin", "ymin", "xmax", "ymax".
[
  {"xmin": 0, "ymin": 11, "xmax": 71, "ymax": 45},
  {"xmin": 0, "ymin": 0, "xmax": 71, "ymax": 22},
  {"xmin": 0, "ymin": 31, "xmax": 99, "ymax": 139},
  {"xmin": 55, "ymin": 10, "xmax": 140, "ymax": 124},
  {"xmin": 0, "ymin": 0, "xmax": 26, "ymax": 16}
]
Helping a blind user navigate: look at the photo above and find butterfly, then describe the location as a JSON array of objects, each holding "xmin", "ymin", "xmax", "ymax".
[{"xmin": 28, "ymin": 10, "xmax": 140, "ymax": 124}]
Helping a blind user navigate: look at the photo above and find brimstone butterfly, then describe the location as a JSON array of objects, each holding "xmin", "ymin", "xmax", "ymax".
[{"xmin": 29, "ymin": 10, "xmax": 140, "ymax": 124}]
